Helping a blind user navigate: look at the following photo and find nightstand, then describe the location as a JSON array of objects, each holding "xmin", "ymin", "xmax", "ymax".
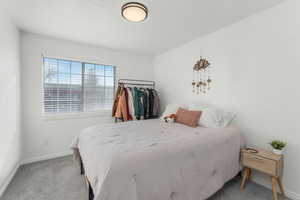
[{"xmin": 240, "ymin": 148, "xmax": 285, "ymax": 200}]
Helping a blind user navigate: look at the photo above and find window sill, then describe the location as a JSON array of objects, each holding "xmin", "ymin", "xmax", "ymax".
[{"xmin": 42, "ymin": 110, "xmax": 112, "ymax": 121}]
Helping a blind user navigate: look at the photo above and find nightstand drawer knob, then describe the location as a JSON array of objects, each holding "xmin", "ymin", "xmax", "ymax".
[{"xmin": 251, "ymin": 157, "xmax": 263, "ymax": 161}]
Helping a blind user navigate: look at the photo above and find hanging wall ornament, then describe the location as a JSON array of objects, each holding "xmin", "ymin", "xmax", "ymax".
[
  {"xmin": 192, "ymin": 57, "xmax": 211, "ymax": 94},
  {"xmin": 199, "ymin": 68, "xmax": 203, "ymax": 93},
  {"xmin": 203, "ymin": 68, "xmax": 206, "ymax": 94},
  {"xmin": 196, "ymin": 81, "xmax": 200, "ymax": 94},
  {"xmin": 192, "ymin": 80, "xmax": 196, "ymax": 93},
  {"xmin": 192, "ymin": 69, "xmax": 196, "ymax": 93},
  {"xmin": 207, "ymin": 66, "xmax": 212, "ymax": 90},
  {"xmin": 197, "ymin": 69, "xmax": 200, "ymax": 94}
]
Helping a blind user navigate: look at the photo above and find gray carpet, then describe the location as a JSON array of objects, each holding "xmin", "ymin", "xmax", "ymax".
[{"xmin": 1, "ymin": 156, "xmax": 288, "ymax": 200}]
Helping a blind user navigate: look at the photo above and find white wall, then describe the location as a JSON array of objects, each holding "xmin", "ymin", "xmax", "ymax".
[
  {"xmin": 0, "ymin": 13, "xmax": 21, "ymax": 195},
  {"xmin": 21, "ymin": 32, "xmax": 154, "ymax": 162},
  {"xmin": 154, "ymin": 0, "xmax": 300, "ymax": 198}
]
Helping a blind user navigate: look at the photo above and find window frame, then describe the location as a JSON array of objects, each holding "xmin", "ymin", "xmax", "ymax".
[{"xmin": 41, "ymin": 56, "xmax": 116, "ymax": 119}]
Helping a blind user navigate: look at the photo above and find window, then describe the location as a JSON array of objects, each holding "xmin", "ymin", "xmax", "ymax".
[{"xmin": 43, "ymin": 57, "xmax": 115, "ymax": 113}]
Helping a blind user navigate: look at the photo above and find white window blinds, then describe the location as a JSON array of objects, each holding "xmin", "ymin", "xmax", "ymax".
[{"xmin": 43, "ymin": 57, "xmax": 115, "ymax": 113}]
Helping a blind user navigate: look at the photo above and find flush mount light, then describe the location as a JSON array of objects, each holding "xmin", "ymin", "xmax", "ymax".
[{"xmin": 121, "ymin": 2, "xmax": 148, "ymax": 22}]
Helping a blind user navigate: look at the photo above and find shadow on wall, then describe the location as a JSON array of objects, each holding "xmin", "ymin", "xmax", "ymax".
[{"xmin": 0, "ymin": 77, "xmax": 21, "ymax": 194}]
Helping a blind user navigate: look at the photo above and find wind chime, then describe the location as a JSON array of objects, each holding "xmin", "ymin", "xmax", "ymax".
[{"xmin": 192, "ymin": 57, "xmax": 211, "ymax": 94}]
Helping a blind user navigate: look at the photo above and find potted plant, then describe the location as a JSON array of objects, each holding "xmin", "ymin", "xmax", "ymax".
[{"xmin": 270, "ymin": 140, "xmax": 287, "ymax": 155}]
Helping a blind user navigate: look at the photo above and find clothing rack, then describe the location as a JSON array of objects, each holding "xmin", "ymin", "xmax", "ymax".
[
  {"xmin": 114, "ymin": 79, "xmax": 157, "ymax": 122},
  {"xmin": 118, "ymin": 79, "xmax": 155, "ymax": 88}
]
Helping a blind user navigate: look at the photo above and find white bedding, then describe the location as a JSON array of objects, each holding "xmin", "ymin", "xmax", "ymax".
[{"xmin": 71, "ymin": 119, "xmax": 244, "ymax": 200}]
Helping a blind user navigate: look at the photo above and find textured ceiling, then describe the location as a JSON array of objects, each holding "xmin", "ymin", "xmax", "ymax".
[{"xmin": 2, "ymin": 0, "xmax": 284, "ymax": 55}]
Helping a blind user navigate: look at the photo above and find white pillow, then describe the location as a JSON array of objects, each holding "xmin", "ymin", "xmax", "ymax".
[
  {"xmin": 189, "ymin": 104, "xmax": 235, "ymax": 128},
  {"xmin": 188, "ymin": 102, "xmax": 210, "ymax": 110},
  {"xmin": 160, "ymin": 104, "xmax": 187, "ymax": 119}
]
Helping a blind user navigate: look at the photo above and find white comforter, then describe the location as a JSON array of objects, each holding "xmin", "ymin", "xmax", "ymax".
[{"xmin": 71, "ymin": 119, "xmax": 244, "ymax": 200}]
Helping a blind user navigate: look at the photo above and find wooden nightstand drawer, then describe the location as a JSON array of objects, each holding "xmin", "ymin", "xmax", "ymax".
[{"xmin": 243, "ymin": 152, "xmax": 277, "ymax": 176}]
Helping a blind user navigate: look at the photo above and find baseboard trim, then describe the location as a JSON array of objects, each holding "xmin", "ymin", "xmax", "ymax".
[
  {"xmin": 0, "ymin": 162, "xmax": 20, "ymax": 197},
  {"xmin": 252, "ymin": 176, "xmax": 300, "ymax": 200},
  {"xmin": 21, "ymin": 150, "xmax": 73, "ymax": 165}
]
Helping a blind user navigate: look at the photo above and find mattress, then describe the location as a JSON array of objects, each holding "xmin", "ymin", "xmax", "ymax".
[{"xmin": 71, "ymin": 119, "xmax": 244, "ymax": 200}]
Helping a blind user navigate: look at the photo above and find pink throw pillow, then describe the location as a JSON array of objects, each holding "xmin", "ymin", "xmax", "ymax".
[{"xmin": 175, "ymin": 107, "xmax": 202, "ymax": 127}]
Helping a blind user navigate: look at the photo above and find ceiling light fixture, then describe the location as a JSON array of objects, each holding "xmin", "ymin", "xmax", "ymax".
[{"xmin": 121, "ymin": 2, "xmax": 148, "ymax": 22}]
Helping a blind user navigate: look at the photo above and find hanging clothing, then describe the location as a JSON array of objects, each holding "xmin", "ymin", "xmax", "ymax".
[
  {"xmin": 152, "ymin": 89, "xmax": 160, "ymax": 117},
  {"xmin": 140, "ymin": 88, "xmax": 148, "ymax": 119},
  {"xmin": 112, "ymin": 85, "xmax": 122, "ymax": 117},
  {"xmin": 124, "ymin": 88, "xmax": 132, "ymax": 120},
  {"xmin": 145, "ymin": 89, "xmax": 150, "ymax": 119},
  {"xmin": 114, "ymin": 87, "xmax": 130, "ymax": 121},
  {"xmin": 148, "ymin": 89, "xmax": 154, "ymax": 118},
  {"xmin": 126, "ymin": 87, "xmax": 136, "ymax": 120},
  {"xmin": 133, "ymin": 87, "xmax": 145, "ymax": 120},
  {"xmin": 112, "ymin": 83, "xmax": 160, "ymax": 122}
]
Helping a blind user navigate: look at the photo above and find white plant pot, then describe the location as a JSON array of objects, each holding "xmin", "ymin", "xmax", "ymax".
[{"xmin": 273, "ymin": 148, "xmax": 284, "ymax": 155}]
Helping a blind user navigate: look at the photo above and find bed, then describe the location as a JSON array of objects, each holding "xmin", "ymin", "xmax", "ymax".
[{"xmin": 71, "ymin": 119, "xmax": 244, "ymax": 200}]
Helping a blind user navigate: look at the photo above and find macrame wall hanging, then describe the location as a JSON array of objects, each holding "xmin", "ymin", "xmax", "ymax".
[{"xmin": 192, "ymin": 57, "xmax": 211, "ymax": 94}]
